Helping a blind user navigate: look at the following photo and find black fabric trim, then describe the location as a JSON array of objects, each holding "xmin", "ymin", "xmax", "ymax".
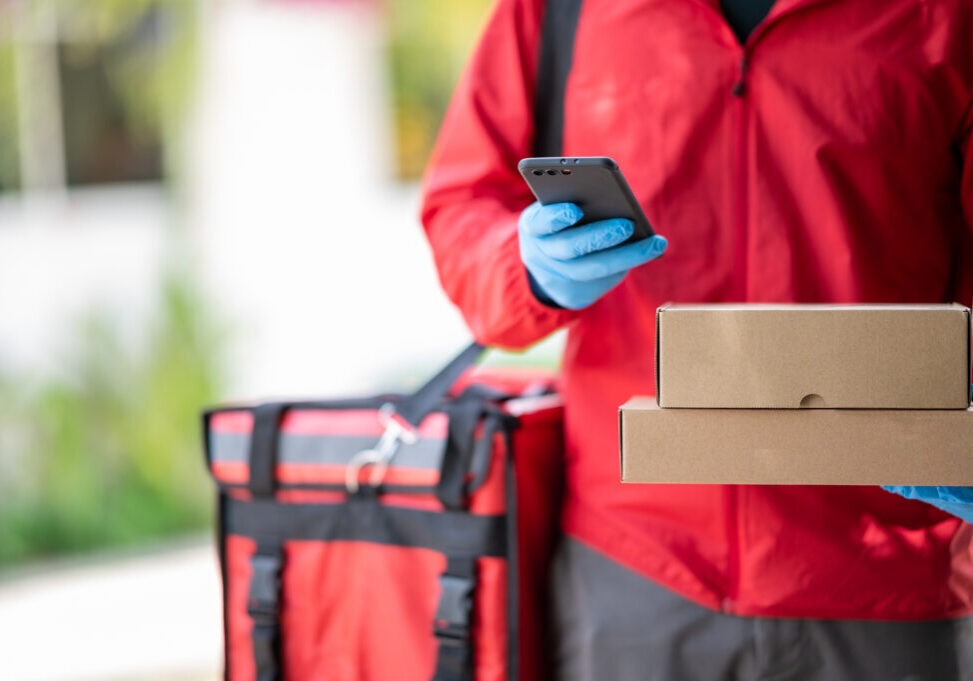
[
  {"xmin": 433, "ymin": 556, "xmax": 477, "ymax": 681},
  {"xmin": 533, "ymin": 0, "xmax": 585, "ymax": 157},
  {"xmin": 248, "ymin": 403, "xmax": 288, "ymax": 498},
  {"xmin": 720, "ymin": 0, "xmax": 776, "ymax": 44},
  {"xmin": 218, "ymin": 492, "xmax": 231, "ymax": 681},
  {"xmin": 225, "ymin": 497, "xmax": 507, "ymax": 558},
  {"xmin": 436, "ymin": 398, "xmax": 484, "ymax": 510},
  {"xmin": 248, "ymin": 540, "xmax": 283, "ymax": 681},
  {"xmin": 467, "ymin": 414, "xmax": 502, "ymax": 492},
  {"xmin": 503, "ymin": 429, "xmax": 520, "ymax": 681},
  {"xmin": 527, "ymin": 269, "xmax": 565, "ymax": 309}
]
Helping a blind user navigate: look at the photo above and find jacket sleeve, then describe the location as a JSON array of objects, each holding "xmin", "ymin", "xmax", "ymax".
[{"xmin": 419, "ymin": 0, "xmax": 576, "ymax": 350}]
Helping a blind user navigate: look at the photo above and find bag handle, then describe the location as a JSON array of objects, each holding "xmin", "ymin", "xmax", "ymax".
[{"xmin": 394, "ymin": 341, "xmax": 486, "ymax": 427}]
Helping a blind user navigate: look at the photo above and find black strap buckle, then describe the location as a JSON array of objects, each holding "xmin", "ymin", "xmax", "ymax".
[
  {"xmin": 433, "ymin": 573, "xmax": 475, "ymax": 642},
  {"xmin": 432, "ymin": 558, "xmax": 477, "ymax": 681},
  {"xmin": 247, "ymin": 551, "xmax": 282, "ymax": 626}
]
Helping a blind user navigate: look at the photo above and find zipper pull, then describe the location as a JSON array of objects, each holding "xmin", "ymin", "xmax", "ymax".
[{"xmin": 732, "ymin": 54, "xmax": 749, "ymax": 97}]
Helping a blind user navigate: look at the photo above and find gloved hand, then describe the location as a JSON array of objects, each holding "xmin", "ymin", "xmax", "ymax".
[
  {"xmin": 882, "ymin": 486, "xmax": 973, "ymax": 523},
  {"xmin": 518, "ymin": 202, "xmax": 667, "ymax": 310}
]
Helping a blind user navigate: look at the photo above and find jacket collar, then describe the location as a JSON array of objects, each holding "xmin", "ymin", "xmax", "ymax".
[{"xmin": 691, "ymin": 0, "xmax": 840, "ymax": 49}]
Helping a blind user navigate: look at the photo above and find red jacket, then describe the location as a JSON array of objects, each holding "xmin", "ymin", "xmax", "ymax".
[{"xmin": 420, "ymin": 0, "xmax": 973, "ymax": 619}]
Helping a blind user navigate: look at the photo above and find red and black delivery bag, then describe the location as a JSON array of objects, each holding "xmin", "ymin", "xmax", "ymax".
[{"xmin": 202, "ymin": 343, "xmax": 564, "ymax": 681}]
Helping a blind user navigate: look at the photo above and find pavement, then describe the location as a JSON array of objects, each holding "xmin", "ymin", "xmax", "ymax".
[{"xmin": 0, "ymin": 536, "xmax": 223, "ymax": 681}]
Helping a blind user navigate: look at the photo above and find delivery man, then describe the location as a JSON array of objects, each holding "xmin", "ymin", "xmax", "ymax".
[{"xmin": 420, "ymin": 0, "xmax": 973, "ymax": 678}]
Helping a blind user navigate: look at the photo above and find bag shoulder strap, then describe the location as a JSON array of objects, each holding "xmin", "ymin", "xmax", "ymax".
[{"xmin": 533, "ymin": 0, "xmax": 585, "ymax": 158}]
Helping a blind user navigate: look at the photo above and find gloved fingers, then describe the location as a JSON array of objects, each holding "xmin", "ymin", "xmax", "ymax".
[
  {"xmin": 931, "ymin": 499, "xmax": 973, "ymax": 523},
  {"xmin": 519, "ymin": 202, "xmax": 584, "ymax": 237},
  {"xmin": 536, "ymin": 218, "xmax": 634, "ymax": 260},
  {"xmin": 883, "ymin": 485, "xmax": 973, "ymax": 505},
  {"xmin": 934, "ymin": 486, "xmax": 973, "ymax": 504},
  {"xmin": 551, "ymin": 234, "xmax": 668, "ymax": 282},
  {"xmin": 881, "ymin": 485, "xmax": 920, "ymax": 499}
]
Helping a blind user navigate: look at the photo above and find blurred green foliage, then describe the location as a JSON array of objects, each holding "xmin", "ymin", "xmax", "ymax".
[
  {"xmin": 387, "ymin": 0, "xmax": 493, "ymax": 179},
  {"xmin": 0, "ymin": 276, "xmax": 223, "ymax": 566},
  {"xmin": 482, "ymin": 332, "xmax": 565, "ymax": 370},
  {"xmin": 0, "ymin": 42, "xmax": 19, "ymax": 192}
]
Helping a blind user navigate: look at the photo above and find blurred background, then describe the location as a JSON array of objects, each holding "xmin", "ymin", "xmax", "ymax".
[{"xmin": 0, "ymin": 1, "xmax": 561, "ymax": 679}]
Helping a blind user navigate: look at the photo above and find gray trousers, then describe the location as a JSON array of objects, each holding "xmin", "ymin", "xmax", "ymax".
[{"xmin": 552, "ymin": 538, "xmax": 973, "ymax": 681}]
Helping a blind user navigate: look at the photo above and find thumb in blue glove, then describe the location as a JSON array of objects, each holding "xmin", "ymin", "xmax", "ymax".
[
  {"xmin": 882, "ymin": 485, "xmax": 973, "ymax": 523},
  {"xmin": 518, "ymin": 202, "xmax": 667, "ymax": 310}
]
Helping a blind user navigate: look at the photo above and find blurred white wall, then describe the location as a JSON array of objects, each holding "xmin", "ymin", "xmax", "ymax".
[
  {"xmin": 190, "ymin": 0, "xmax": 471, "ymax": 399},
  {"xmin": 0, "ymin": 187, "xmax": 168, "ymax": 377}
]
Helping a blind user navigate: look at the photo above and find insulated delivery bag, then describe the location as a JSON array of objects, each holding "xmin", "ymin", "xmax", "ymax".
[{"xmin": 202, "ymin": 343, "xmax": 564, "ymax": 681}]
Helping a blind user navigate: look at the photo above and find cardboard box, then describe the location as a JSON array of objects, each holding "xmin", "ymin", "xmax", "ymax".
[
  {"xmin": 619, "ymin": 397, "xmax": 973, "ymax": 485},
  {"xmin": 656, "ymin": 304, "xmax": 971, "ymax": 409}
]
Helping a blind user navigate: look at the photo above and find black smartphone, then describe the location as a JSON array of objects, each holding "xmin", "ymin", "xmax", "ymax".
[{"xmin": 517, "ymin": 157, "xmax": 654, "ymax": 241}]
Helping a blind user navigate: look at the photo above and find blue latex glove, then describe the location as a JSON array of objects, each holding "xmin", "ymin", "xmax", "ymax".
[
  {"xmin": 518, "ymin": 202, "xmax": 667, "ymax": 310},
  {"xmin": 882, "ymin": 485, "xmax": 973, "ymax": 523}
]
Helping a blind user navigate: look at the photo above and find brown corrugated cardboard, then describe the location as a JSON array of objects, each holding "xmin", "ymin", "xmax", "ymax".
[
  {"xmin": 656, "ymin": 304, "xmax": 971, "ymax": 409},
  {"xmin": 619, "ymin": 397, "xmax": 973, "ymax": 484}
]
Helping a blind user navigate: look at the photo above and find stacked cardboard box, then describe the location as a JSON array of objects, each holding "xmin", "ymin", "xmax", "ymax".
[{"xmin": 619, "ymin": 304, "xmax": 973, "ymax": 484}]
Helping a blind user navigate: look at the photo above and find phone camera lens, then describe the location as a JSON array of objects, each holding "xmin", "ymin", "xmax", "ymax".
[
  {"xmin": 532, "ymin": 169, "xmax": 543, "ymax": 176},
  {"xmin": 560, "ymin": 158, "xmax": 567, "ymax": 165},
  {"xmin": 546, "ymin": 169, "xmax": 557, "ymax": 175},
  {"xmin": 562, "ymin": 169, "xmax": 571, "ymax": 174},
  {"xmin": 574, "ymin": 159, "xmax": 580, "ymax": 165}
]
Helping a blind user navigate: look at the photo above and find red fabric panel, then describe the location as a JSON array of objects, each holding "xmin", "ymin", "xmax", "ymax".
[
  {"xmin": 216, "ymin": 370, "xmax": 564, "ymax": 680},
  {"xmin": 225, "ymin": 534, "xmax": 258, "ymax": 681},
  {"xmin": 468, "ymin": 432, "xmax": 509, "ymax": 517},
  {"xmin": 224, "ymin": 535, "xmax": 509, "ymax": 681},
  {"xmin": 451, "ymin": 365, "xmax": 559, "ymax": 398},
  {"xmin": 211, "ymin": 460, "xmax": 440, "ymax": 488},
  {"xmin": 209, "ymin": 410, "xmax": 252, "ymax": 435},
  {"xmin": 280, "ymin": 462, "xmax": 439, "ymax": 488},
  {"xmin": 210, "ymin": 409, "xmax": 450, "ymax": 439},
  {"xmin": 509, "ymin": 405, "xmax": 563, "ymax": 681},
  {"xmin": 212, "ymin": 461, "xmax": 248, "ymax": 485},
  {"xmin": 473, "ymin": 557, "xmax": 510, "ymax": 681}
]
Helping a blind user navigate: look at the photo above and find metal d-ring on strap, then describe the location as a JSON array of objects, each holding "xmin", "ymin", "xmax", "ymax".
[{"xmin": 345, "ymin": 403, "xmax": 420, "ymax": 494}]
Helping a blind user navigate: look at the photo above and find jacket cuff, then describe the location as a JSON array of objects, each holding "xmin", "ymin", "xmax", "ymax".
[
  {"xmin": 473, "ymin": 222, "xmax": 576, "ymax": 349},
  {"xmin": 526, "ymin": 269, "xmax": 565, "ymax": 309}
]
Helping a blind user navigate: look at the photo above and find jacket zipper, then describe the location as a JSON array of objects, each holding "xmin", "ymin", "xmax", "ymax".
[
  {"xmin": 722, "ymin": 50, "xmax": 749, "ymax": 615},
  {"xmin": 733, "ymin": 50, "xmax": 749, "ymax": 302},
  {"xmin": 731, "ymin": 54, "xmax": 749, "ymax": 97}
]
